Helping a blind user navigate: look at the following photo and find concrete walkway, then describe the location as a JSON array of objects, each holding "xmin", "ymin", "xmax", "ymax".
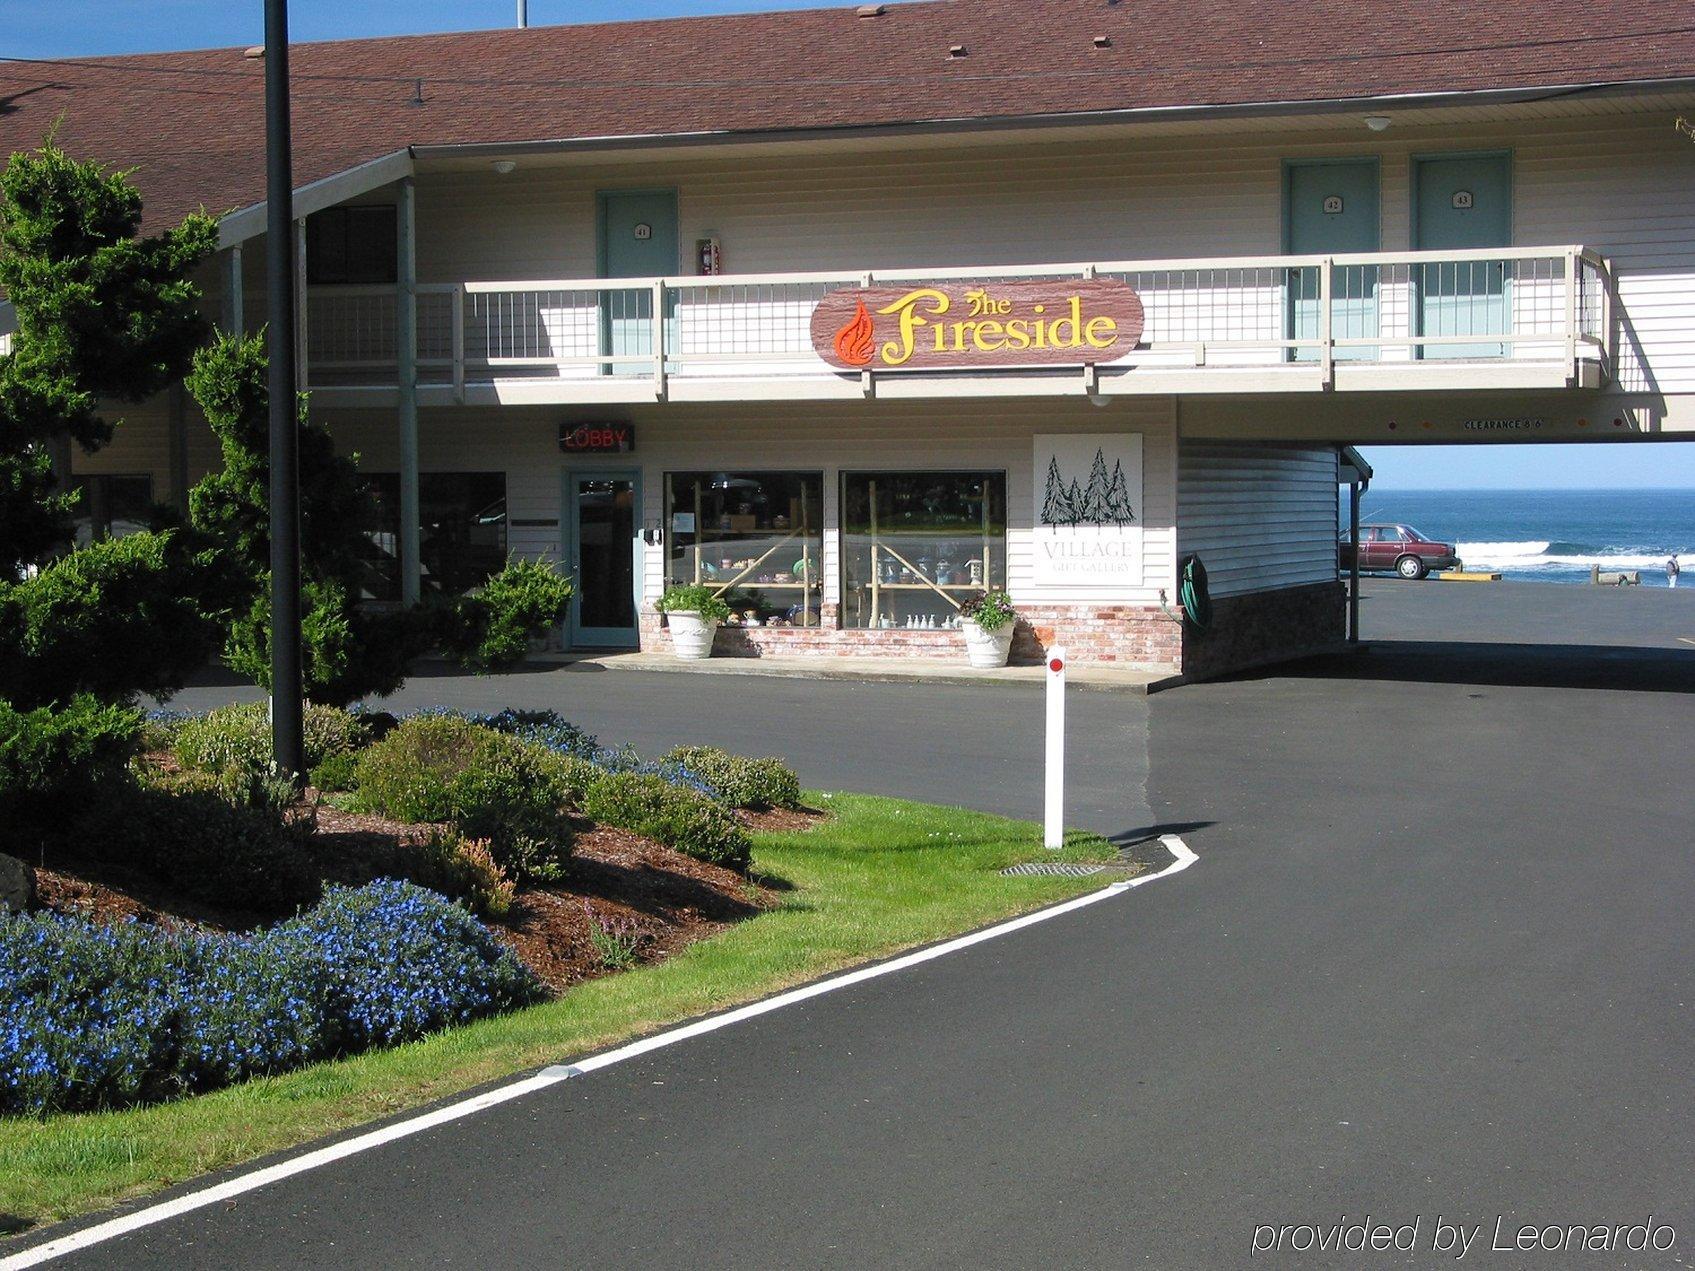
[{"xmin": 531, "ymin": 649, "xmax": 1174, "ymax": 692}]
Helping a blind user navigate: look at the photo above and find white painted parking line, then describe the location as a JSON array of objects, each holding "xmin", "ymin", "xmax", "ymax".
[{"xmin": 2, "ymin": 836, "xmax": 1196, "ymax": 1269}]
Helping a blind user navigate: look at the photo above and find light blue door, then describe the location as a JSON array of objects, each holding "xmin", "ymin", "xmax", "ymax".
[
  {"xmin": 564, "ymin": 470, "xmax": 642, "ymax": 648},
  {"xmin": 598, "ymin": 190, "xmax": 677, "ymax": 376},
  {"xmin": 1285, "ymin": 160, "xmax": 1379, "ymax": 361},
  {"xmin": 1414, "ymin": 154, "xmax": 1511, "ymax": 358}
]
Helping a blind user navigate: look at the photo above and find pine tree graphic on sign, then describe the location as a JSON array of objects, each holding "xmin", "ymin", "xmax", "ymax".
[
  {"xmin": 1040, "ymin": 455, "xmax": 1080, "ymax": 526},
  {"xmin": 1078, "ymin": 449, "xmax": 1114, "ymax": 524},
  {"xmin": 1041, "ymin": 447, "xmax": 1137, "ymax": 528},
  {"xmin": 1105, "ymin": 460, "xmax": 1137, "ymax": 526}
]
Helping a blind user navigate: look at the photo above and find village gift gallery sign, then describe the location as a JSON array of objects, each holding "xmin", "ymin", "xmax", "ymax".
[
  {"xmin": 1032, "ymin": 434, "xmax": 1143, "ymax": 589},
  {"xmin": 811, "ymin": 279, "xmax": 1144, "ymax": 370}
]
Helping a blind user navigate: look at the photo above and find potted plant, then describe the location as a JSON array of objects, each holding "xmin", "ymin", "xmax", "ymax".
[
  {"xmin": 657, "ymin": 584, "xmax": 732, "ymax": 660},
  {"xmin": 958, "ymin": 590, "xmax": 1018, "ymax": 668}
]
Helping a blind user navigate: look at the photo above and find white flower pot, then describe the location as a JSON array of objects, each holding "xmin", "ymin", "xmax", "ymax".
[
  {"xmin": 962, "ymin": 620, "xmax": 1015, "ymax": 668},
  {"xmin": 667, "ymin": 611, "xmax": 719, "ymax": 660}
]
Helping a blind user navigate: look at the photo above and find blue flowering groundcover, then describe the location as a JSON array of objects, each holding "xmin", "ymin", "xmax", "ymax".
[{"xmin": 1, "ymin": 880, "xmax": 542, "ymax": 1118}]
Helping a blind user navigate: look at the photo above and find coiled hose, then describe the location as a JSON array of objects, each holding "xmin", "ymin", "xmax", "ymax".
[{"xmin": 1179, "ymin": 554, "xmax": 1212, "ymax": 630}]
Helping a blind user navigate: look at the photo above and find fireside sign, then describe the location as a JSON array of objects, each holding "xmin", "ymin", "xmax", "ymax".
[
  {"xmin": 811, "ymin": 279, "xmax": 1144, "ymax": 371},
  {"xmin": 559, "ymin": 422, "xmax": 634, "ymax": 454}
]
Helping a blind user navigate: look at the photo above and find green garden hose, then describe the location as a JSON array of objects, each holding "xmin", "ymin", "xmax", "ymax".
[{"xmin": 1179, "ymin": 554, "xmax": 1212, "ymax": 630}]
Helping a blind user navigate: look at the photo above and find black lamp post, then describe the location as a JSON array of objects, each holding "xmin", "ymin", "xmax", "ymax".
[{"xmin": 265, "ymin": 0, "xmax": 305, "ymax": 779}]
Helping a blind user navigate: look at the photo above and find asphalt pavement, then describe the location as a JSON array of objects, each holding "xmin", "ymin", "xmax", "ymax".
[{"xmin": 25, "ymin": 592, "xmax": 1695, "ymax": 1268}]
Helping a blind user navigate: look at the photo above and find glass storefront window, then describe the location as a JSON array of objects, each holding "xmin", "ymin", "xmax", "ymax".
[
  {"xmin": 841, "ymin": 471, "xmax": 1006, "ymax": 630},
  {"xmin": 363, "ymin": 472, "xmax": 507, "ymax": 600},
  {"xmin": 70, "ymin": 474, "xmax": 154, "ymax": 546},
  {"xmin": 665, "ymin": 472, "xmax": 824, "ymax": 628}
]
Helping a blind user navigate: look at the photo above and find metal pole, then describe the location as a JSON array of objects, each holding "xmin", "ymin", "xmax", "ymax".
[
  {"xmin": 396, "ymin": 176, "xmax": 420, "ymax": 606},
  {"xmin": 517, "ymin": 0, "xmax": 527, "ymax": 27},
  {"xmin": 1348, "ymin": 481, "xmax": 1363, "ymax": 644},
  {"xmin": 265, "ymin": 0, "xmax": 305, "ymax": 779}
]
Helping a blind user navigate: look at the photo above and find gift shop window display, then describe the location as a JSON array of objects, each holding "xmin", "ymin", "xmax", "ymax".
[
  {"xmin": 841, "ymin": 472, "xmax": 1007, "ymax": 630},
  {"xmin": 665, "ymin": 472, "xmax": 825, "ymax": 628}
]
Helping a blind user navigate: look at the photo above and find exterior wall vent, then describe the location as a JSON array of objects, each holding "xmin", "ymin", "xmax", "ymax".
[
  {"xmin": 242, "ymin": 46, "xmax": 264, "ymax": 59},
  {"xmin": 1093, "ymin": 35, "xmax": 1112, "ymax": 48},
  {"xmin": 949, "ymin": 44, "xmax": 968, "ymax": 58},
  {"xmin": 856, "ymin": 4, "xmax": 886, "ymax": 16}
]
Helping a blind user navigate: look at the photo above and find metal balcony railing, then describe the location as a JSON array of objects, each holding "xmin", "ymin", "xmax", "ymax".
[{"xmin": 303, "ymin": 246, "xmax": 1611, "ymax": 398}]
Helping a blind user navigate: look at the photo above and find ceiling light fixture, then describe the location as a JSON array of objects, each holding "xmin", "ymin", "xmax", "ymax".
[
  {"xmin": 1364, "ymin": 115, "xmax": 1392, "ymax": 132},
  {"xmin": 492, "ymin": 160, "xmax": 517, "ymax": 175}
]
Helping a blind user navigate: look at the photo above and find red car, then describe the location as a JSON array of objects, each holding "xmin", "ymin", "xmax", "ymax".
[{"xmin": 1339, "ymin": 524, "xmax": 1460, "ymax": 580}]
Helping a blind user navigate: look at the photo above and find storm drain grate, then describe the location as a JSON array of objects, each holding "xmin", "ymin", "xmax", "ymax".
[{"xmin": 1000, "ymin": 861, "xmax": 1108, "ymax": 878}]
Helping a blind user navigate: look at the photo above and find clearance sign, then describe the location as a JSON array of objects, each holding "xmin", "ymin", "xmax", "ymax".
[{"xmin": 811, "ymin": 279, "xmax": 1144, "ymax": 371}]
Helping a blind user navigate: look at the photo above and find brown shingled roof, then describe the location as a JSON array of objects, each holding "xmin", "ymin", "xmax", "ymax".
[{"xmin": 3, "ymin": 0, "xmax": 1692, "ymax": 231}]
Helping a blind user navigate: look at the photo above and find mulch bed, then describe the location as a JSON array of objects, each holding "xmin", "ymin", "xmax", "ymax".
[{"xmin": 28, "ymin": 800, "xmax": 826, "ymax": 996}]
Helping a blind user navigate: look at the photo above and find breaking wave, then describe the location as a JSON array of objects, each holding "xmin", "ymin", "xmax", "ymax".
[{"xmin": 1457, "ymin": 540, "xmax": 1684, "ymax": 572}]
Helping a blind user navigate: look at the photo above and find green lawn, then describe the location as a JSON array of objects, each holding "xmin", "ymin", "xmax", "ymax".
[{"xmin": 0, "ymin": 793, "xmax": 1123, "ymax": 1231}]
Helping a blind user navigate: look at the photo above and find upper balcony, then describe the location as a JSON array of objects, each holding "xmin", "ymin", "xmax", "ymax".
[{"xmin": 303, "ymin": 246, "xmax": 1612, "ymax": 408}]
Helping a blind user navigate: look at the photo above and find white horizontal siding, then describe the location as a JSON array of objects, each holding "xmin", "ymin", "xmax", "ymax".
[
  {"xmin": 1177, "ymin": 442, "xmax": 1339, "ymax": 598},
  {"xmin": 321, "ymin": 397, "xmax": 1179, "ymax": 607},
  {"xmin": 394, "ymin": 108, "xmax": 1695, "ymax": 397}
]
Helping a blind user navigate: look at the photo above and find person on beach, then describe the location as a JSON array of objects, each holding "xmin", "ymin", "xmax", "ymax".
[{"xmin": 1669, "ymin": 555, "xmax": 1681, "ymax": 588}]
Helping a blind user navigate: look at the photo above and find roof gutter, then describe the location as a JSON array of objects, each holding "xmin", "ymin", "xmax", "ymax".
[
  {"xmin": 409, "ymin": 75, "xmax": 1695, "ymax": 163},
  {"xmin": 215, "ymin": 75, "xmax": 1695, "ymax": 240}
]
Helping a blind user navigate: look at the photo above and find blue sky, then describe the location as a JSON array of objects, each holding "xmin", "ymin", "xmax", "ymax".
[
  {"xmin": 1, "ymin": 0, "xmax": 854, "ymax": 56},
  {"xmin": 7, "ymin": 1, "xmax": 1694, "ymax": 491},
  {"xmin": 1357, "ymin": 444, "xmax": 1695, "ymax": 490}
]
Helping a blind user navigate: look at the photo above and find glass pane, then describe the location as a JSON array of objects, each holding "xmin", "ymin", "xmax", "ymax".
[
  {"xmin": 362, "ymin": 472, "xmax": 507, "ymax": 601},
  {"xmin": 576, "ymin": 478, "xmax": 635, "ymax": 631},
  {"xmin": 663, "ymin": 471, "xmax": 824, "ymax": 628},
  {"xmin": 840, "ymin": 472, "xmax": 1006, "ymax": 630}
]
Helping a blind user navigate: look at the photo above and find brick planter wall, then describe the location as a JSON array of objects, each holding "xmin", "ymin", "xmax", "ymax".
[
  {"xmin": 1008, "ymin": 605, "xmax": 1181, "ymax": 668},
  {"xmin": 641, "ymin": 602, "xmax": 1183, "ymax": 668},
  {"xmin": 1179, "ymin": 581, "xmax": 1346, "ymax": 680}
]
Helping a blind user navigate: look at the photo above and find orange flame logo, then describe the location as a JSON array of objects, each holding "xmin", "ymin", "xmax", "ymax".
[{"xmin": 833, "ymin": 299, "xmax": 875, "ymax": 367}]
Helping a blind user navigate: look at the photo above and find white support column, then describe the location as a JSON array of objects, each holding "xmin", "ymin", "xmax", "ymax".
[
  {"xmin": 223, "ymin": 243, "xmax": 244, "ymax": 334},
  {"xmin": 396, "ymin": 177, "xmax": 421, "ymax": 607}
]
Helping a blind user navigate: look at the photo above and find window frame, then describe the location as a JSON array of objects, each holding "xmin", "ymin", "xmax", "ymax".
[
  {"xmin": 662, "ymin": 469, "xmax": 826, "ymax": 626},
  {"xmin": 838, "ymin": 468, "xmax": 1009, "ymax": 631}
]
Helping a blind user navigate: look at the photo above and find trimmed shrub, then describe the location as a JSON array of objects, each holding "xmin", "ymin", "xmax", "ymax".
[
  {"xmin": 353, "ymin": 715, "xmax": 574, "ymax": 883},
  {"xmin": 472, "ymin": 709, "xmax": 721, "ymax": 800},
  {"xmin": 351, "ymin": 714, "xmax": 491, "ymax": 823},
  {"xmin": 404, "ymin": 833, "xmax": 516, "ymax": 922},
  {"xmin": 93, "ymin": 772, "xmax": 320, "ymax": 915},
  {"xmin": 0, "ymin": 530, "xmax": 230, "ymax": 711},
  {"xmin": 0, "ymin": 696, "xmax": 140, "ymax": 817},
  {"xmin": 443, "ymin": 559, "xmax": 574, "ymax": 671},
  {"xmin": 0, "ymin": 880, "xmax": 541, "ymax": 1117},
  {"xmin": 582, "ymin": 772, "xmax": 751, "ymax": 871},
  {"xmin": 663, "ymin": 746, "xmax": 801, "ymax": 810},
  {"xmin": 308, "ymin": 749, "xmax": 361, "ymax": 793},
  {"xmin": 175, "ymin": 701, "xmax": 368, "ymax": 781}
]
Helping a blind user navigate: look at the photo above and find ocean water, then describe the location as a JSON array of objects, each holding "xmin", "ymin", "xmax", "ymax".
[{"xmin": 1343, "ymin": 488, "xmax": 1695, "ymax": 586}]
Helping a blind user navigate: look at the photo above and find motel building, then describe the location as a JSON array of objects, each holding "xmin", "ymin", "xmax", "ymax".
[{"xmin": 3, "ymin": 0, "xmax": 1693, "ymax": 678}]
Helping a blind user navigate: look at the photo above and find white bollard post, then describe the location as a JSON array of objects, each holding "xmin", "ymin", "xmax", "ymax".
[{"xmin": 1044, "ymin": 646, "xmax": 1066, "ymax": 849}]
